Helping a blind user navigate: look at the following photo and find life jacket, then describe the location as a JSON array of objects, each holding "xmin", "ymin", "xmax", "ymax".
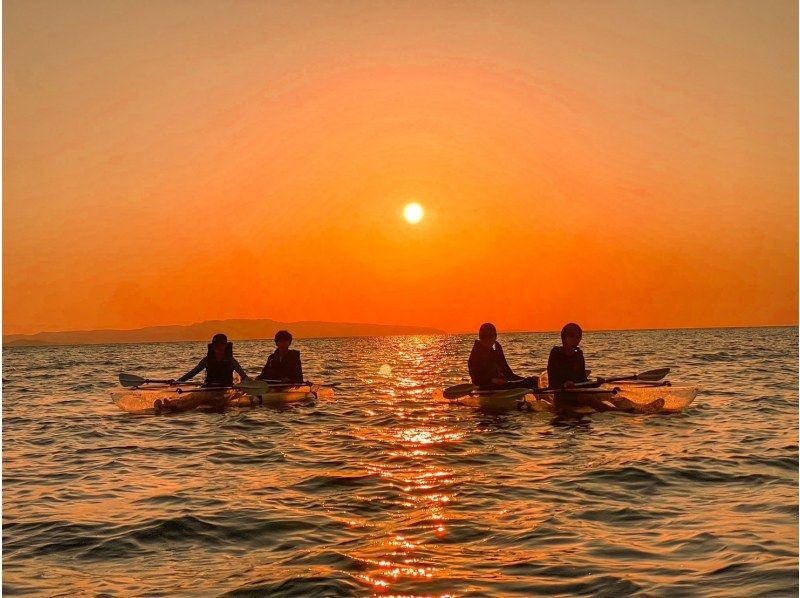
[
  {"xmin": 205, "ymin": 342, "xmax": 234, "ymax": 386},
  {"xmin": 261, "ymin": 349, "xmax": 302, "ymax": 382}
]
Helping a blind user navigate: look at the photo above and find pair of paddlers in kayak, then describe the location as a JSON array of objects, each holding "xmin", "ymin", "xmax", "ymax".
[
  {"xmin": 468, "ymin": 321, "xmax": 620, "ymax": 412},
  {"xmin": 172, "ymin": 330, "xmax": 305, "ymax": 387}
]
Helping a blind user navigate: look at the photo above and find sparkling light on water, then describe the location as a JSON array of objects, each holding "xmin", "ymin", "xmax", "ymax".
[{"xmin": 2, "ymin": 328, "xmax": 798, "ymax": 595}]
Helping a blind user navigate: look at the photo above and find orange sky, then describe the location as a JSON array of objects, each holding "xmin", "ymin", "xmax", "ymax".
[{"xmin": 4, "ymin": 0, "xmax": 798, "ymax": 335}]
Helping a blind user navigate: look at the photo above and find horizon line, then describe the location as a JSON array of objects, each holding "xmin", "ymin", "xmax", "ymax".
[
  {"xmin": 4, "ymin": 318, "xmax": 799, "ymax": 339},
  {"xmin": 3, "ymin": 320, "xmax": 797, "ymax": 349}
]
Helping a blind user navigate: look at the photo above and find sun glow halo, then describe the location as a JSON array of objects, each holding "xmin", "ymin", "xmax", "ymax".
[{"xmin": 403, "ymin": 202, "xmax": 424, "ymax": 224}]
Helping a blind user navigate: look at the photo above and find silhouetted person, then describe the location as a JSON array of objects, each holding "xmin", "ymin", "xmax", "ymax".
[
  {"xmin": 177, "ymin": 333, "xmax": 249, "ymax": 386},
  {"xmin": 467, "ymin": 323, "xmax": 538, "ymax": 390},
  {"xmin": 258, "ymin": 330, "xmax": 304, "ymax": 384},
  {"xmin": 547, "ymin": 323, "xmax": 589, "ymax": 389},
  {"xmin": 547, "ymin": 323, "xmax": 615, "ymax": 412}
]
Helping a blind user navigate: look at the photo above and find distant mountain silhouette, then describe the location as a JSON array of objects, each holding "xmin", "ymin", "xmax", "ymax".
[{"xmin": 3, "ymin": 319, "xmax": 445, "ymax": 347}]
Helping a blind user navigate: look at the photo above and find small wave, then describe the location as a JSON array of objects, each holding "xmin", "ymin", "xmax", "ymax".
[
  {"xmin": 581, "ymin": 466, "xmax": 669, "ymax": 492},
  {"xmin": 291, "ymin": 473, "xmax": 375, "ymax": 492},
  {"xmin": 2, "ymin": 330, "xmax": 798, "ymax": 596},
  {"xmin": 224, "ymin": 576, "xmax": 359, "ymax": 597}
]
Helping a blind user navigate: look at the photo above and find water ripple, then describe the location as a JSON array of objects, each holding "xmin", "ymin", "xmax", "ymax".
[{"xmin": 3, "ymin": 328, "xmax": 798, "ymax": 596}]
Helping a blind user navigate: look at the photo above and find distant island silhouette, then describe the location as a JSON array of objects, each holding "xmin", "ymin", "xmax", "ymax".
[{"xmin": 3, "ymin": 319, "xmax": 445, "ymax": 347}]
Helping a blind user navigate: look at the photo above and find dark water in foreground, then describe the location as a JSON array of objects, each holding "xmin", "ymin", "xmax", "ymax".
[{"xmin": 3, "ymin": 327, "xmax": 798, "ymax": 596}]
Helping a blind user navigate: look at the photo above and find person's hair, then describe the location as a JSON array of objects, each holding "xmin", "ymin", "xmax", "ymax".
[
  {"xmin": 275, "ymin": 330, "xmax": 293, "ymax": 343},
  {"xmin": 560, "ymin": 323, "xmax": 582, "ymax": 341},
  {"xmin": 478, "ymin": 323, "xmax": 497, "ymax": 339},
  {"xmin": 211, "ymin": 333, "xmax": 228, "ymax": 345}
]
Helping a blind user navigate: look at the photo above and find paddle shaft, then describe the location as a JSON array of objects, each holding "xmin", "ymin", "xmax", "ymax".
[
  {"xmin": 573, "ymin": 367, "xmax": 670, "ymax": 388},
  {"xmin": 119, "ymin": 373, "xmax": 202, "ymax": 388},
  {"xmin": 247, "ymin": 381, "xmax": 339, "ymax": 388},
  {"xmin": 444, "ymin": 367, "xmax": 667, "ymax": 399}
]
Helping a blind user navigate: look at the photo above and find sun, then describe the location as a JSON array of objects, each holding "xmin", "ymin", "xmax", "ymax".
[{"xmin": 403, "ymin": 202, "xmax": 424, "ymax": 224}]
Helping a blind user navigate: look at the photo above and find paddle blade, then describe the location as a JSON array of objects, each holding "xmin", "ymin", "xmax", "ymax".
[
  {"xmin": 238, "ymin": 380, "xmax": 273, "ymax": 394},
  {"xmin": 443, "ymin": 383, "xmax": 477, "ymax": 400},
  {"xmin": 636, "ymin": 368, "xmax": 670, "ymax": 381},
  {"xmin": 598, "ymin": 367, "xmax": 671, "ymax": 384},
  {"xmin": 119, "ymin": 373, "xmax": 146, "ymax": 388},
  {"xmin": 483, "ymin": 388, "xmax": 533, "ymax": 401}
]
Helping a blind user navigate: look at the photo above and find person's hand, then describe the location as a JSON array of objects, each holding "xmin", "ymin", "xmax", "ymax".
[{"xmin": 491, "ymin": 377, "xmax": 506, "ymax": 385}]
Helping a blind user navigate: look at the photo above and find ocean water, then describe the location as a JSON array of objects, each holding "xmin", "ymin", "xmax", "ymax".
[{"xmin": 3, "ymin": 327, "xmax": 798, "ymax": 597}]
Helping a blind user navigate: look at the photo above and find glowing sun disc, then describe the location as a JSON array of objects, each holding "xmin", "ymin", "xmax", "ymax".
[{"xmin": 403, "ymin": 203, "xmax": 424, "ymax": 224}]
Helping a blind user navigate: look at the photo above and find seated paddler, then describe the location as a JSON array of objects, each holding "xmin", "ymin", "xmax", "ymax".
[
  {"xmin": 257, "ymin": 330, "xmax": 304, "ymax": 384},
  {"xmin": 176, "ymin": 333, "xmax": 249, "ymax": 386},
  {"xmin": 547, "ymin": 322, "xmax": 614, "ymax": 412},
  {"xmin": 467, "ymin": 322, "xmax": 538, "ymax": 390},
  {"xmin": 547, "ymin": 323, "xmax": 589, "ymax": 389}
]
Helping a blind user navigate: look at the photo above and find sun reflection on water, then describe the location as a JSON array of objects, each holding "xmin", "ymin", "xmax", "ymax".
[
  {"xmin": 4, "ymin": 331, "xmax": 797, "ymax": 596},
  {"xmin": 345, "ymin": 335, "xmax": 470, "ymax": 594}
]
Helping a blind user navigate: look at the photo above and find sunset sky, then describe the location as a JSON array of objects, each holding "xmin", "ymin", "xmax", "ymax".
[{"xmin": 4, "ymin": 0, "xmax": 797, "ymax": 335}]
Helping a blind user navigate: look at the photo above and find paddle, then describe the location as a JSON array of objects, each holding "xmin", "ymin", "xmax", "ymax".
[
  {"xmin": 442, "ymin": 381, "xmax": 572, "ymax": 400},
  {"xmin": 442, "ymin": 383, "xmax": 479, "ymax": 399},
  {"xmin": 480, "ymin": 387, "xmax": 533, "ymax": 401},
  {"xmin": 238, "ymin": 379, "xmax": 340, "ymax": 392},
  {"xmin": 442, "ymin": 378, "xmax": 625, "ymax": 400},
  {"xmin": 580, "ymin": 367, "xmax": 670, "ymax": 387},
  {"xmin": 442, "ymin": 370, "xmax": 663, "ymax": 403},
  {"xmin": 118, "ymin": 373, "xmax": 201, "ymax": 388},
  {"xmin": 535, "ymin": 387, "xmax": 619, "ymax": 395},
  {"xmin": 174, "ymin": 386, "xmax": 235, "ymax": 393}
]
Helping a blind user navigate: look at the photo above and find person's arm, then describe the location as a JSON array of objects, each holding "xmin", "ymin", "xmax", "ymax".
[
  {"xmin": 257, "ymin": 355, "xmax": 272, "ymax": 380},
  {"xmin": 257, "ymin": 363, "xmax": 267, "ymax": 380},
  {"xmin": 496, "ymin": 343, "xmax": 522, "ymax": 381},
  {"xmin": 294, "ymin": 352, "xmax": 304, "ymax": 383},
  {"xmin": 547, "ymin": 348, "xmax": 565, "ymax": 388},
  {"xmin": 468, "ymin": 344, "xmax": 487, "ymax": 385},
  {"xmin": 177, "ymin": 357, "xmax": 207, "ymax": 382},
  {"xmin": 231, "ymin": 357, "xmax": 249, "ymax": 382},
  {"xmin": 577, "ymin": 351, "xmax": 588, "ymax": 383}
]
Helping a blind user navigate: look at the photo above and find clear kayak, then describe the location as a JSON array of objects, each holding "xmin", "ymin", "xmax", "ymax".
[
  {"xmin": 434, "ymin": 387, "xmax": 617, "ymax": 412},
  {"xmin": 455, "ymin": 388, "xmax": 534, "ymax": 411},
  {"xmin": 531, "ymin": 383, "xmax": 698, "ymax": 414},
  {"xmin": 111, "ymin": 383, "xmax": 318, "ymax": 414},
  {"xmin": 236, "ymin": 380, "xmax": 319, "ymax": 406},
  {"xmin": 435, "ymin": 382, "xmax": 698, "ymax": 414}
]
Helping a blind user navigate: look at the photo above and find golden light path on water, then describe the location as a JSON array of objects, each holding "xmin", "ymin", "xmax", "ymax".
[
  {"xmin": 2, "ymin": 329, "xmax": 798, "ymax": 595},
  {"xmin": 344, "ymin": 337, "xmax": 459, "ymax": 593}
]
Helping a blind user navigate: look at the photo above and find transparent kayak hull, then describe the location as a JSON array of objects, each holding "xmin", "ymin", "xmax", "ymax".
[
  {"xmin": 435, "ymin": 387, "xmax": 616, "ymax": 412},
  {"xmin": 605, "ymin": 382, "xmax": 698, "ymax": 413},
  {"xmin": 436, "ymin": 383, "xmax": 698, "ymax": 414},
  {"xmin": 458, "ymin": 389, "xmax": 533, "ymax": 411},
  {"xmin": 111, "ymin": 384, "xmax": 317, "ymax": 414}
]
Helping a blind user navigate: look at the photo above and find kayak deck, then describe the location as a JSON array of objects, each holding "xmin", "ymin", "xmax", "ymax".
[
  {"xmin": 435, "ymin": 382, "xmax": 698, "ymax": 414},
  {"xmin": 434, "ymin": 387, "xmax": 617, "ymax": 413},
  {"xmin": 111, "ymin": 384, "xmax": 318, "ymax": 414},
  {"xmin": 607, "ymin": 382, "xmax": 697, "ymax": 413}
]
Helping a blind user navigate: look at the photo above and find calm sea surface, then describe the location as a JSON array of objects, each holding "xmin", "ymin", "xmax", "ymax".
[{"xmin": 3, "ymin": 328, "xmax": 798, "ymax": 596}]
